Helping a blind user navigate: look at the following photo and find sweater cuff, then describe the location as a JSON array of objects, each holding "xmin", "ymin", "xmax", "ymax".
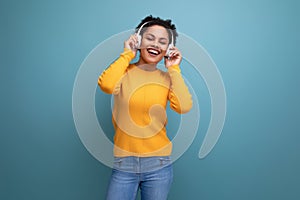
[
  {"xmin": 121, "ymin": 48, "xmax": 135, "ymax": 60},
  {"xmin": 167, "ymin": 64, "xmax": 181, "ymax": 73}
]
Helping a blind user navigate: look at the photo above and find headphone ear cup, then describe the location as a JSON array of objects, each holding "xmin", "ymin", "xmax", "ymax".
[
  {"xmin": 137, "ymin": 35, "xmax": 142, "ymax": 49},
  {"xmin": 166, "ymin": 44, "xmax": 173, "ymax": 58}
]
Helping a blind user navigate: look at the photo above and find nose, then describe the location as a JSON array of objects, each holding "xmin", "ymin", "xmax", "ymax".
[{"xmin": 152, "ymin": 40, "xmax": 160, "ymax": 48}]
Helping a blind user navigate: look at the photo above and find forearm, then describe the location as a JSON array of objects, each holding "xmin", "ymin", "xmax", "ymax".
[{"xmin": 168, "ymin": 65, "xmax": 193, "ymax": 113}]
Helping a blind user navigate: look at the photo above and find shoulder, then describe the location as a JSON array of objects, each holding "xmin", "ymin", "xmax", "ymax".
[
  {"xmin": 157, "ymin": 69, "xmax": 171, "ymax": 80},
  {"xmin": 126, "ymin": 64, "xmax": 136, "ymax": 72}
]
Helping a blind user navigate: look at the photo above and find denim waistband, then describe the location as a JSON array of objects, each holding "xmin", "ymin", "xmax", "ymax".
[{"xmin": 113, "ymin": 156, "xmax": 172, "ymax": 173}]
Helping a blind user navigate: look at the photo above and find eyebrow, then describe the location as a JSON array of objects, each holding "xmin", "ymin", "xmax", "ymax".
[{"xmin": 145, "ymin": 33, "xmax": 168, "ymax": 41}]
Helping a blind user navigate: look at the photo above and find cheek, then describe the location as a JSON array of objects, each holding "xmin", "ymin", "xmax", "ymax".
[
  {"xmin": 140, "ymin": 49, "xmax": 149, "ymax": 59},
  {"xmin": 140, "ymin": 48, "xmax": 148, "ymax": 55},
  {"xmin": 161, "ymin": 45, "xmax": 168, "ymax": 51},
  {"xmin": 141, "ymin": 38, "xmax": 151, "ymax": 47}
]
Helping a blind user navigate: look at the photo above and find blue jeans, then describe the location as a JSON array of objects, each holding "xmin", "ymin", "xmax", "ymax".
[{"xmin": 105, "ymin": 156, "xmax": 173, "ymax": 200}]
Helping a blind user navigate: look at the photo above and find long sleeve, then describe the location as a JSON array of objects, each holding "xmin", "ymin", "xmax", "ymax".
[
  {"xmin": 98, "ymin": 48, "xmax": 135, "ymax": 94},
  {"xmin": 167, "ymin": 65, "xmax": 193, "ymax": 114}
]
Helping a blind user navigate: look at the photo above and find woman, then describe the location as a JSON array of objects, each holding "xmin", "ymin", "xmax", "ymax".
[{"xmin": 98, "ymin": 15, "xmax": 192, "ymax": 200}]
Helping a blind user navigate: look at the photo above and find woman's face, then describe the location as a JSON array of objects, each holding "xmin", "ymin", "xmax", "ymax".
[{"xmin": 139, "ymin": 25, "xmax": 170, "ymax": 64}]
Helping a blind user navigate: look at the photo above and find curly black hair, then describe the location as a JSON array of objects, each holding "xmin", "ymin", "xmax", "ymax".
[{"xmin": 135, "ymin": 15, "xmax": 178, "ymax": 45}]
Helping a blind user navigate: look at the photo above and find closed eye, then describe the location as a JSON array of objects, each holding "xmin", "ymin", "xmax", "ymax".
[
  {"xmin": 146, "ymin": 37, "xmax": 154, "ymax": 41},
  {"xmin": 159, "ymin": 38, "xmax": 168, "ymax": 45}
]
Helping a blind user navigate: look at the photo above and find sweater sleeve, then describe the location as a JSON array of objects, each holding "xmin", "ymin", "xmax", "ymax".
[
  {"xmin": 167, "ymin": 65, "xmax": 193, "ymax": 114},
  {"xmin": 98, "ymin": 48, "xmax": 135, "ymax": 94}
]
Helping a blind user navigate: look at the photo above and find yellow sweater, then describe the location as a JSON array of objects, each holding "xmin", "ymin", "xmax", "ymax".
[{"xmin": 98, "ymin": 49, "xmax": 192, "ymax": 157}]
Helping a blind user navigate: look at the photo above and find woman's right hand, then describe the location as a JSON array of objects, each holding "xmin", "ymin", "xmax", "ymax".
[{"xmin": 124, "ymin": 34, "xmax": 138, "ymax": 57}]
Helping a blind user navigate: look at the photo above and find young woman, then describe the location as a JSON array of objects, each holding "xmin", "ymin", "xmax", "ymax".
[{"xmin": 98, "ymin": 15, "xmax": 192, "ymax": 200}]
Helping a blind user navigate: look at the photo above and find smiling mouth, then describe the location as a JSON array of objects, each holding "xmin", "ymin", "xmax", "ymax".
[{"xmin": 147, "ymin": 48, "xmax": 161, "ymax": 56}]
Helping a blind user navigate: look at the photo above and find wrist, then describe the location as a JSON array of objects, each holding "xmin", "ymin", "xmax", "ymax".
[
  {"xmin": 122, "ymin": 48, "xmax": 135, "ymax": 60},
  {"xmin": 167, "ymin": 64, "xmax": 181, "ymax": 73}
]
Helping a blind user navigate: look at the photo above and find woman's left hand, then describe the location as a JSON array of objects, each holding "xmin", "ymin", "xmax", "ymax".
[{"xmin": 164, "ymin": 47, "xmax": 182, "ymax": 68}]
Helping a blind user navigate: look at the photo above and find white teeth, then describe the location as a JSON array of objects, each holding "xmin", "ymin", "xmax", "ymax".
[{"xmin": 148, "ymin": 49, "xmax": 159, "ymax": 55}]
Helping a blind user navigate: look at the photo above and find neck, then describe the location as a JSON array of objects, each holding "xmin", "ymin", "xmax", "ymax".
[{"xmin": 135, "ymin": 59, "xmax": 157, "ymax": 71}]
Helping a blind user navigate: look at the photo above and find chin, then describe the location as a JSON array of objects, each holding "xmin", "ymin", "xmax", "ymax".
[{"xmin": 144, "ymin": 57, "xmax": 162, "ymax": 64}]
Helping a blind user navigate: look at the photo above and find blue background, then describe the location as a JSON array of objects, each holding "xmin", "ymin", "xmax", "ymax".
[{"xmin": 1, "ymin": 0, "xmax": 299, "ymax": 199}]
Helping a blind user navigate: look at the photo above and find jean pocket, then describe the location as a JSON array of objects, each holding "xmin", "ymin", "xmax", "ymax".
[
  {"xmin": 158, "ymin": 157, "xmax": 172, "ymax": 167},
  {"xmin": 113, "ymin": 157, "xmax": 124, "ymax": 168}
]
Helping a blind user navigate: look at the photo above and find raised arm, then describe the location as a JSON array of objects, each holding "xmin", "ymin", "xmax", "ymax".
[
  {"xmin": 98, "ymin": 34, "xmax": 138, "ymax": 94},
  {"xmin": 98, "ymin": 49, "xmax": 134, "ymax": 94},
  {"xmin": 165, "ymin": 47, "xmax": 192, "ymax": 113}
]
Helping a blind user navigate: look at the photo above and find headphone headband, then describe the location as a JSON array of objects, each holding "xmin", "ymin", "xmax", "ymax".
[{"xmin": 136, "ymin": 21, "xmax": 174, "ymax": 46}]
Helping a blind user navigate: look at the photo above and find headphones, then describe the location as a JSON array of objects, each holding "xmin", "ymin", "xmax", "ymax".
[{"xmin": 136, "ymin": 21, "xmax": 174, "ymax": 58}]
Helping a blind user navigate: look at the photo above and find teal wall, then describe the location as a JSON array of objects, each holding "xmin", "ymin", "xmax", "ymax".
[{"xmin": 1, "ymin": 0, "xmax": 299, "ymax": 199}]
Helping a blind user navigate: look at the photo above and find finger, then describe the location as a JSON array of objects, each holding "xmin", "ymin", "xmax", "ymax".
[
  {"xmin": 126, "ymin": 37, "xmax": 132, "ymax": 46},
  {"xmin": 170, "ymin": 50, "xmax": 181, "ymax": 58},
  {"xmin": 133, "ymin": 37, "xmax": 138, "ymax": 45},
  {"xmin": 169, "ymin": 46, "xmax": 178, "ymax": 51},
  {"xmin": 131, "ymin": 35, "xmax": 138, "ymax": 47},
  {"xmin": 133, "ymin": 34, "xmax": 139, "ymax": 41},
  {"xmin": 129, "ymin": 35, "xmax": 135, "ymax": 41},
  {"xmin": 129, "ymin": 35, "xmax": 134, "ymax": 43},
  {"xmin": 128, "ymin": 36, "xmax": 137, "ymax": 49}
]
